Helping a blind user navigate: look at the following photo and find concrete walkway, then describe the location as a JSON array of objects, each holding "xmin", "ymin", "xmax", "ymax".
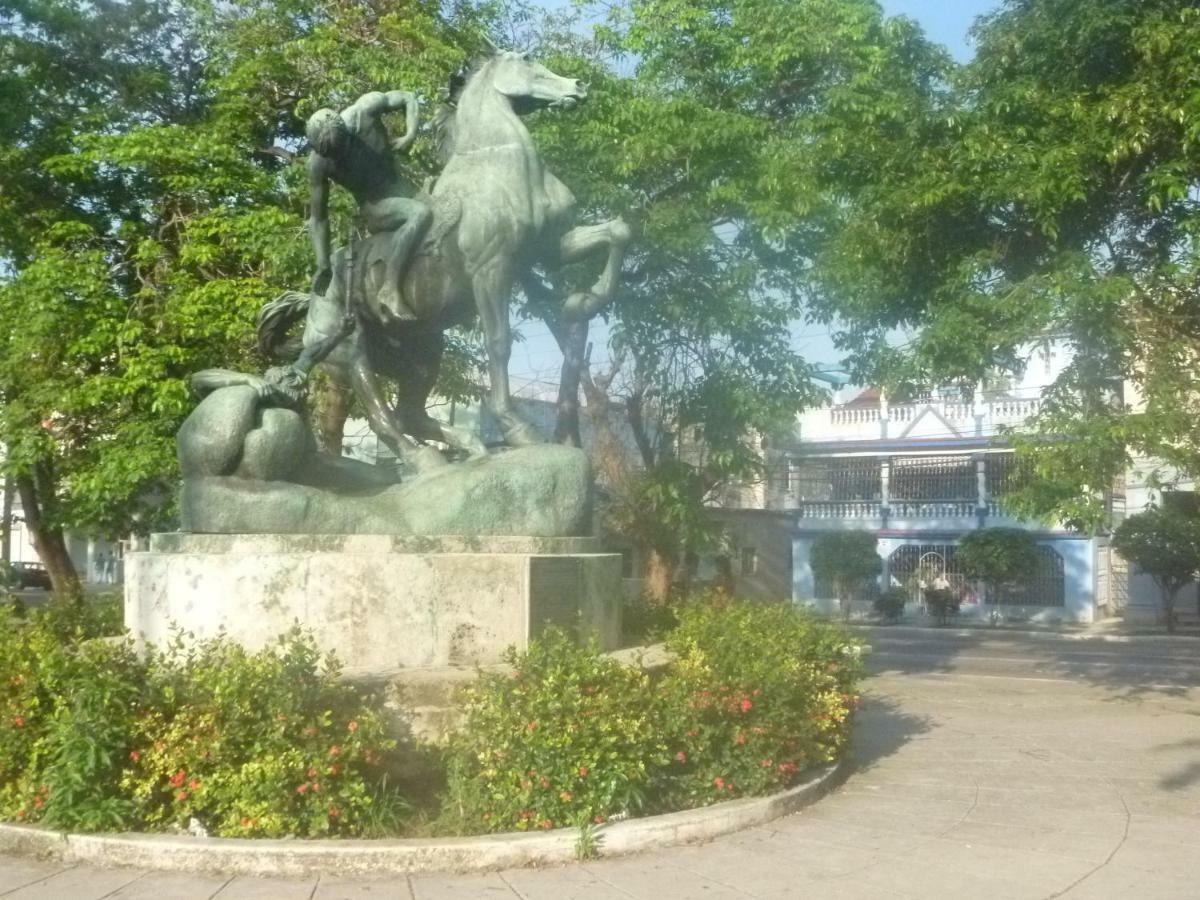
[{"xmin": 2, "ymin": 630, "xmax": 1198, "ymax": 898}]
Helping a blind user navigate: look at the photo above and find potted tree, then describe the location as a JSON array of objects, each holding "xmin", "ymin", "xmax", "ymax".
[
  {"xmin": 955, "ymin": 528, "xmax": 1040, "ymax": 625},
  {"xmin": 810, "ymin": 531, "xmax": 881, "ymax": 620},
  {"xmin": 1112, "ymin": 506, "xmax": 1200, "ymax": 634}
]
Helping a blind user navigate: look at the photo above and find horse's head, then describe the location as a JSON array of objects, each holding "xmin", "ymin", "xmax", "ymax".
[{"xmin": 488, "ymin": 51, "xmax": 588, "ymax": 114}]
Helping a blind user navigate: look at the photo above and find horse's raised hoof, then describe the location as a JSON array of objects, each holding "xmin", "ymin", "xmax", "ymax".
[{"xmin": 503, "ymin": 421, "xmax": 543, "ymax": 447}]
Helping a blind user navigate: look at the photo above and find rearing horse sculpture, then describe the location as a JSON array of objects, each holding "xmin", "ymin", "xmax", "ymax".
[{"xmin": 259, "ymin": 51, "xmax": 631, "ymax": 470}]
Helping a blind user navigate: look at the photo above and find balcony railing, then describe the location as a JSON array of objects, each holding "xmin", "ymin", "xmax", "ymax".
[
  {"xmin": 891, "ymin": 500, "xmax": 977, "ymax": 519},
  {"xmin": 794, "ymin": 501, "xmax": 882, "ymax": 519},
  {"xmin": 794, "ymin": 499, "xmax": 979, "ymax": 521},
  {"xmin": 799, "ymin": 396, "xmax": 1043, "ymax": 441}
]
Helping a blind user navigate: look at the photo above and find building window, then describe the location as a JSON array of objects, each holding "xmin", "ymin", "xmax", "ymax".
[
  {"xmin": 891, "ymin": 456, "xmax": 975, "ymax": 501},
  {"xmin": 985, "ymin": 453, "xmax": 1030, "ymax": 498},
  {"xmin": 1161, "ymin": 491, "xmax": 1200, "ymax": 515},
  {"xmin": 791, "ymin": 457, "xmax": 881, "ymax": 501},
  {"xmin": 620, "ymin": 549, "xmax": 634, "ymax": 579},
  {"xmin": 740, "ymin": 547, "xmax": 758, "ymax": 575}
]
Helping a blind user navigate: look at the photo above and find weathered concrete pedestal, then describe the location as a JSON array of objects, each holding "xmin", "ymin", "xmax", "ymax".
[{"xmin": 125, "ymin": 533, "xmax": 622, "ymax": 677}]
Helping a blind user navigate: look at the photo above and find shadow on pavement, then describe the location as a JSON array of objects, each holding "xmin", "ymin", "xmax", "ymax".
[
  {"xmin": 858, "ymin": 625, "xmax": 1200, "ymax": 701},
  {"xmin": 847, "ymin": 693, "xmax": 932, "ymax": 775}
]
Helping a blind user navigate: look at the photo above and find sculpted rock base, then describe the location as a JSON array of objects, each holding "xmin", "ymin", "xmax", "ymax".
[{"xmin": 180, "ymin": 444, "xmax": 593, "ymax": 537}]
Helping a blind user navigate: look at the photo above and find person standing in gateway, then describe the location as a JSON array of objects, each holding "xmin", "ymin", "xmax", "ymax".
[{"xmin": 305, "ymin": 91, "xmax": 432, "ymax": 322}]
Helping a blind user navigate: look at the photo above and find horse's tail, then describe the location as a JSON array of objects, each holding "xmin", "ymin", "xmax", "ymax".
[{"xmin": 256, "ymin": 290, "xmax": 310, "ymax": 359}]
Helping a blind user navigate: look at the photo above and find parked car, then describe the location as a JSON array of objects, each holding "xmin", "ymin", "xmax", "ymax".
[{"xmin": 10, "ymin": 561, "xmax": 52, "ymax": 590}]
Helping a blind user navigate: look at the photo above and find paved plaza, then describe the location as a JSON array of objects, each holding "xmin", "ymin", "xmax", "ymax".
[{"xmin": 1, "ymin": 629, "xmax": 1197, "ymax": 898}]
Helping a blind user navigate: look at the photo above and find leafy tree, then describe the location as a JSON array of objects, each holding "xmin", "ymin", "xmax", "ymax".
[
  {"xmin": 954, "ymin": 527, "xmax": 1040, "ymax": 606},
  {"xmin": 0, "ymin": 0, "xmax": 480, "ymax": 590},
  {"xmin": 505, "ymin": 0, "xmax": 948, "ymax": 589},
  {"xmin": 805, "ymin": 0, "xmax": 1200, "ymax": 529},
  {"xmin": 1111, "ymin": 506, "xmax": 1200, "ymax": 633},
  {"xmin": 809, "ymin": 531, "xmax": 881, "ymax": 617}
]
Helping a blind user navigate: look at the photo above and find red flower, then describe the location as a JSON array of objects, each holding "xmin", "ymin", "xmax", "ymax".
[
  {"xmin": 526, "ymin": 721, "xmax": 537, "ymax": 730},
  {"xmin": 12, "ymin": 716, "xmax": 23, "ymax": 727},
  {"xmin": 129, "ymin": 750, "xmax": 139, "ymax": 762},
  {"xmin": 713, "ymin": 777, "xmax": 724, "ymax": 788},
  {"xmin": 734, "ymin": 733, "xmax": 746, "ymax": 745},
  {"xmin": 675, "ymin": 751, "xmax": 687, "ymax": 762},
  {"xmin": 740, "ymin": 699, "xmax": 752, "ymax": 712},
  {"xmin": 347, "ymin": 720, "xmax": 358, "ymax": 733},
  {"xmin": 328, "ymin": 807, "xmax": 340, "ymax": 818},
  {"xmin": 312, "ymin": 782, "xmax": 320, "ymax": 792},
  {"xmin": 329, "ymin": 745, "xmax": 341, "ymax": 757},
  {"xmin": 241, "ymin": 817, "xmax": 253, "ymax": 827},
  {"xmin": 538, "ymin": 819, "xmax": 552, "ymax": 830},
  {"xmin": 169, "ymin": 770, "xmax": 186, "ymax": 788},
  {"xmin": 593, "ymin": 815, "xmax": 603, "ymax": 825},
  {"xmin": 175, "ymin": 790, "xmax": 188, "ymax": 802},
  {"xmin": 307, "ymin": 767, "xmax": 318, "ymax": 778},
  {"xmin": 188, "ymin": 779, "xmax": 200, "ymax": 790},
  {"xmin": 297, "ymin": 783, "xmax": 309, "ymax": 794},
  {"xmin": 577, "ymin": 766, "xmax": 588, "ymax": 777}
]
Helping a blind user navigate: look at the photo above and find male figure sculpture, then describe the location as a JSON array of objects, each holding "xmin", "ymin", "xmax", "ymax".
[{"xmin": 306, "ymin": 91, "xmax": 432, "ymax": 322}]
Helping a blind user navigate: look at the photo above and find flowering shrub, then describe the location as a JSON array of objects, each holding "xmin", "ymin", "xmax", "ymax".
[
  {"xmin": 0, "ymin": 606, "xmax": 400, "ymax": 837},
  {"xmin": 653, "ymin": 602, "xmax": 861, "ymax": 809},
  {"xmin": 122, "ymin": 630, "xmax": 398, "ymax": 838},
  {"xmin": 444, "ymin": 630, "xmax": 667, "ymax": 833}
]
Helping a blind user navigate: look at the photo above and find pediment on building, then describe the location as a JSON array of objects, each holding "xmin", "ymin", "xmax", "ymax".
[{"xmin": 898, "ymin": 406, "xmax": 962, "ymax": 440}]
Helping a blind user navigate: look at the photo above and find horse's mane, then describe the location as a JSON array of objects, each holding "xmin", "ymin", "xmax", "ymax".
[{"xmin": 431, "ymin": 54, "xmax": 494, "ymax": 162}]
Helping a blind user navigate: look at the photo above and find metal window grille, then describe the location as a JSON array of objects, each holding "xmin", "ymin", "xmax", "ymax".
[
  {"xmin": 992, "ymin": 547, "xmax": 1065, "ymax": 607},
  {"xmin": 985, "ymin": 453, "xmax": 1030, "ymax": 498},
  {"xmin": 791, "ymin": 458, "xmax": 881, "ymax": 501},
  {"xmin": 886, "ymin": 542, "xmax": 1064, "ymax": 608},
  {"xmin": 891, "ymin": 456, "xmax": 976, "ymax": 501}
]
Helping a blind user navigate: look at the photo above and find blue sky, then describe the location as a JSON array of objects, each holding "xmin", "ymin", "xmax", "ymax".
[
  {"xmin": 878, "ymin": 0, "xmax": 998, "ymax": 62},
  {"xmin": 511, "ymin": 0, "xmax": 1003, "ymax": 385}
]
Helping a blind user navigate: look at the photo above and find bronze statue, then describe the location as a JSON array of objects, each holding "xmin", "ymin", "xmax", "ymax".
[
  {"xmin": 306, "ymin": 91, "xmax": 431, "ymax": 322},
  {"xmin": 260, "ymin": 51, "xmax": 632, "ymax": 473}
]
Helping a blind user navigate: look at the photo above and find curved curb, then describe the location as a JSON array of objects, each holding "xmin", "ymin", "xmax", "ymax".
[{"xmin": 0, "ymin": 760, "xmax": 844, "ymax": 877}]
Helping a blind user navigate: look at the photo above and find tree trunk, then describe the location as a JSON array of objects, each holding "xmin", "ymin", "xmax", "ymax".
[
  {"xmin": 1, "ymin": 473, "xmax": 12, "ymax": 563},
  {"xmin": 1163, "ymin": 584, "xmax": 1179, "ymax": 634},
  {"xmin": 15, "ymin": 469, "xmax": 81, "ymax": 597},
  {"xmin": 551, "ymin": 319, "xmax": 588, "ymax": 447},
  {"xmin": 644, "ymin": 549, "xmax": 673, "ymax": 604}
]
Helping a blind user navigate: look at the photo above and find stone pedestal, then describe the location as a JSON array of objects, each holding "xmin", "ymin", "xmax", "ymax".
[{"xmin": 125, "ymin": 533, "xmax": 621, "ymax": 676}]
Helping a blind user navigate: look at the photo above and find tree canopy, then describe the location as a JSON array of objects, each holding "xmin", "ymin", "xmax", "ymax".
[{"xmin": 805, "ymin": 0, "xmax": 1200, "ymax": 529}]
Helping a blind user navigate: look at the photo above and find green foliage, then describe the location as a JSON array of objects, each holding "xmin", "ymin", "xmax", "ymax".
[
  {"xmin": 0, "ymin": 608, "xmax": 398, "ymax": 837},
  {"xmin": 1112, "ymin": 506, "xmax": 1200, "ymax": 631},
  {"xmin": 809, "ymin": 531, "xmax": 881, "ymax": 611},
  {"xmin": 924, "ymin": 589, "xmax": 960, "ymax": 627},
  {"xmin": 873, "ymin": 588, "xmax": 908, "ymax": 623},
  {"xmin": 444, "ymin": 604, "xmax": 861, "ymax": 832},
  {"xmin": 444, "ymin": 630, "xmax": 666, "ymax": 834},
  {"xmin": 802, "ymin": 0, "xmax": 1200, "ymax": 526},
  {"xmin": 655, "ymin": 602, "xmax": 860, "ymax": 809},
  {"xmin": 121, "ymin": 630, "xmax": 397, "ymax": 838},
  {"xmin": 954, "ymin": 528, "xmax": 1040, "ymax": 602},
  {"xmin": 0, "ymin": 0, "xmax": 484, "ymax": 553}
]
